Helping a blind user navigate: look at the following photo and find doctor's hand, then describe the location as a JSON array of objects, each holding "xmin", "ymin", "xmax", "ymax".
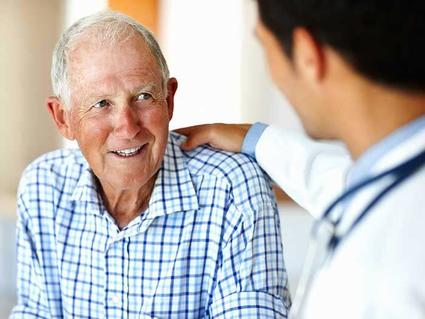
[{"xmin": 175, "ymin": 123, "xmax": 251, "ymax": 152}]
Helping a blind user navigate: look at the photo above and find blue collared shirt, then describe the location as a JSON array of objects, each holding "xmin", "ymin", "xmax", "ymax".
[{"xmin": 11, "ymin": 132, "xmax": 290, "ymax": 319}]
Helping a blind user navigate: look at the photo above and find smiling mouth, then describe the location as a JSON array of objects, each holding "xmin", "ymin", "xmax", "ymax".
[{"xmin": 111, "ymin": 145, "xmax": 145, "ymax": 157}]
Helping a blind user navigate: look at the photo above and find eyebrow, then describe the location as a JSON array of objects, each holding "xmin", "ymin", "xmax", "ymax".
[
  {"xmin": 136, "ymin": 83, "xmax": 160, "ymax": 93},
  {"xmin": 79, "ymin": 93, "xmax": 113, "ymax": 108},
  {"xmin": 78, "ymin": 82, "xmax": 164, "ymax": 106},
  {"xmin": 135, "ymin": 83, "xmax": 164, "ymax": 98}
]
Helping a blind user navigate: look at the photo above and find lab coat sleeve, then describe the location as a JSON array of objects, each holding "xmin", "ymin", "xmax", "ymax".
[{"xmin": 255, "ymin": 125, "xmax": 353, "ymax": 218}]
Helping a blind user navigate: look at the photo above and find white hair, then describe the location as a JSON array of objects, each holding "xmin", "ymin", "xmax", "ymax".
[{"xmin": 51, "ymin": 11, "xmax": 170, "ymax": 107}]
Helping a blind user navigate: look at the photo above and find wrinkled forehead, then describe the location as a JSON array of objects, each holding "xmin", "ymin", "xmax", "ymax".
[
  {"xmin": 66, "ymin": 31, "xmax": 162, "ymax": 92},
  {"xmin": 66, "ymin": 27, "xmax": 154, "ymax": 69}
]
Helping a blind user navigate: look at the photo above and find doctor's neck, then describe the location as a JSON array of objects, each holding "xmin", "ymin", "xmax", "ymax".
[{"xmin": 334, "ymin": 81, "xmax": 425, "ymax": 160}]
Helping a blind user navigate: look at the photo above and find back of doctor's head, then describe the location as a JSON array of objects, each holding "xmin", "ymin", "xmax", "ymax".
[{"xmin": 257, "ymin": 0, "xmax": 425, "ymax": 92}]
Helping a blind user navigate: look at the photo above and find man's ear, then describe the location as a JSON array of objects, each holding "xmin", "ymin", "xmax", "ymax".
[
  {"xmin": 46, "ymin": 96, "xmax": 75, "ymax": 140},
  {"xmin": 292, "ymin": 27, "xmax": 325, "ymax": 83},
  {"xmin": 165, "ymin": 77, "xmax": 178, "ymax": 121}
]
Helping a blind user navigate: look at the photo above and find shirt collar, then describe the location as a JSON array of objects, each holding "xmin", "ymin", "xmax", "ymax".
[
  {"xmin": 347, "ymin": 115, "xmax": 425, "ymax": 187},
  {"xmin": 147, "ymin": 133, "xmax": 199, "ymax": 218},
  {"xmin": 71, "ymin": 161, "xmax": 103, "ymax": 204},
  {"xmin": 70, "ymin": 133, "xmax": 199, "ymax": 218}
]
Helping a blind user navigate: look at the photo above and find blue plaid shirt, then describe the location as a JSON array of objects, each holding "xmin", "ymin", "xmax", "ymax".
[{"xmin": 11, "ymin": 132, "xmax": 290, "ymax": 318}]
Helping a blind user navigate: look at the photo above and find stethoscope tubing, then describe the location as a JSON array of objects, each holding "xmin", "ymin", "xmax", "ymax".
[{"xmin": 321, "ymin": 147, "xmax": 425, "ymax": 251}]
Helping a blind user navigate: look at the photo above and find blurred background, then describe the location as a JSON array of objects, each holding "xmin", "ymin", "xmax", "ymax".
[{"xmin": 0, "ymin": 0, "xmax": 312, "ymax": 316}]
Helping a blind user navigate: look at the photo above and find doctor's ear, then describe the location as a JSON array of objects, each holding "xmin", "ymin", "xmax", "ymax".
[
  {"xmin": 165, "ymin": 77, "xmax": 178, "ymax": 121},
  {"xmin": 292, "ymin": 27, "xmax": 325, "ymax": 83},
  {"xmin": 46, "ymin": 96, "xmax": 75, "ymax": 140}
]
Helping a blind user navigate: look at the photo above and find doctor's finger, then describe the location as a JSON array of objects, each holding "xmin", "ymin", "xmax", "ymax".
[
  {"xmin": 175, "ymin": 123, "xmax": 251, "ymax": 153},
  {"xmin": 175, "ymin": 125, "xmax": 214, "ymax": 150}
]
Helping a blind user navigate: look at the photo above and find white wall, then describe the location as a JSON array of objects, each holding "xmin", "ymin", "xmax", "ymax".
[
  {"xmin": 160, "ymin": 0, "xmax": 303, "ymax": 132},
  {"xmin": 159, "ymin": 0, "xmax": 244, "ymax": 129},
  {"xmin": 65, "ymin": 0, "xmax": 108, "ymax": 27}
]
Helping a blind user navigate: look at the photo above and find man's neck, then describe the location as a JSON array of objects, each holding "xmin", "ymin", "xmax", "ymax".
[
  {"xmin": 98, "ymin": 173, "xmax": 158, "ymax": 229},
  {"xmin": 336, "ymin": 84, "xmax": 425, "ymax": 160}
]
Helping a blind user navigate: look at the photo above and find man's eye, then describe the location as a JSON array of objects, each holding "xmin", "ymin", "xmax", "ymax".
[
  {"xmin": 92, "ymin": 100, "xmax": 109, "ymax": 108},
  {"xmin": 136, "ymin": 93, "xmax": 153, "ymax": 101}
]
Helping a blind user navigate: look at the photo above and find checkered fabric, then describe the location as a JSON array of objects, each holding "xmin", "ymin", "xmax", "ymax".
[{"xmin": 11, "ymin": 132, "xmax": 290, "ymax": 318}]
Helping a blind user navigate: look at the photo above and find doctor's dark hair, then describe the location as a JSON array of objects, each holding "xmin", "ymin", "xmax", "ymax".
[{"xmin": 257, "ymin": 0, "xmax": 425, "ymax": 92}]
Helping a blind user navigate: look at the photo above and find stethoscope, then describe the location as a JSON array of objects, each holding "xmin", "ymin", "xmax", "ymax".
[{"xmin": 290, "ymin": 147, "xmax": 425, "ymax": 318}]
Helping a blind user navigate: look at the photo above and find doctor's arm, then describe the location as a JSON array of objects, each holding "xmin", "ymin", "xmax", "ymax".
[{"xmin": 176, "ymin": 123, "xmax": 353, "ymax": 218}]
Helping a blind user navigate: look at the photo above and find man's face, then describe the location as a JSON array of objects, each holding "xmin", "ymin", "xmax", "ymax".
[
  {"xmin": 255, "ymin": 20, "xmax": 329, "ymax": 139},
  {"xmin": 63, "ymin": 34, "xmax": 176, "ymax": 191}
]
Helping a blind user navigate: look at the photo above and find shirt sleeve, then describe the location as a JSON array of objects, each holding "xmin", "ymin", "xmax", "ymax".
[
  {"xmin": 208, "ymin": 200, "xmax": 290, "ymax": 318},
  {"xmin": 9, "ymin": 189, "xmax": 51, "ymax": 319},
  {"xmin": 241, "ymin": 122, "xmax": 268, "ymax": 158},
  {"xmin": 251, "ymin": 125, "xmax": 353, "ymax": 219}
]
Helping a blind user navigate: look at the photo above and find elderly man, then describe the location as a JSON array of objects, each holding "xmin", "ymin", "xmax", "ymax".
[{"xmin": 11, "ymin": 12, "xmax": 290, "ymax": 319}]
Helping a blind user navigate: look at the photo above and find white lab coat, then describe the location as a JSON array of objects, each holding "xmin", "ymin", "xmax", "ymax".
[{"xmin": 255, "ymin": 125, "xmax": 425, "ymax": 318}]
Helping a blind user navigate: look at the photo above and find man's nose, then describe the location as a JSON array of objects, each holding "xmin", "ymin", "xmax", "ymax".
[{"xmin": 113, "ymin": 105, "xmax": 141, "ymax": 139}]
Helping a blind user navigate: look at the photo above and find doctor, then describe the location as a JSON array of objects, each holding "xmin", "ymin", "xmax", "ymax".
[{"xmin": 177, "ymin": 0, "xmax": 425, "ymax": 318}]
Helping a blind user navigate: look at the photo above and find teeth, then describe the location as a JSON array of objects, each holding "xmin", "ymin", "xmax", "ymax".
[{"xmin": 113, "ymin": 146, "xmax": 142, "ymax": 157}]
